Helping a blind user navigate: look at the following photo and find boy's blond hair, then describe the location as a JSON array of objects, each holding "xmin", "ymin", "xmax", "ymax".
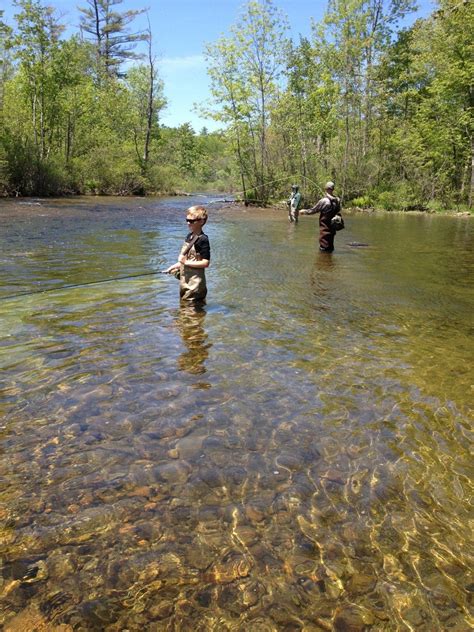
[{"xmin": 187, "ymin": 205, "xmax": 208, "ymax": 222}]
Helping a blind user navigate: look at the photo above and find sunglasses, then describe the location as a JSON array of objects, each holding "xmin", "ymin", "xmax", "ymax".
[{"xmin": 186, "ymin": 218, "xmax": 200, "ymax": 224}]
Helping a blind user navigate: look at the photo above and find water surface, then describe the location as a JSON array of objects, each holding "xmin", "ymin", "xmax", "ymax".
[{"xmin": 0, "ymin": 197, "xmax": 472, "ymax": 631}]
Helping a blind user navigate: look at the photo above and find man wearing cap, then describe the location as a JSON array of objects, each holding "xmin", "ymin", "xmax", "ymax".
[
  {"xmin": 287, "ymin": 184, "xmax": 302, "ymax": 223},
  {"xmin": 300, "ymin": 181, "xmax": 342, "ymax": 252}
]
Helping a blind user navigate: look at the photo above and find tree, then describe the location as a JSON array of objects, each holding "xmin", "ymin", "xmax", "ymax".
[
  {"xmin": 377, "ymin": 0, "xmax": 473, "ymax": 206},
  {"xmin": 175, "ymin": 123, "xmax": 201, "ymax": 176},
  {"xmin": 205, "ymin": 35, "xmax": 253, "ymax": 201},
  {"xmin": 0, "ymin": 11, "xmax": 12, "ymax": 192},
  {"xmin": 311, "ymin": 0, "xmax": 416, "ymax": 198},
  {"xmin": 126, "ymin": 18, "xmax": 166, "ymax": 177},
  {"xmin": 12, "ymin": 0, "xmax": 64, "ymax": 161},
  {"xmin": 78, "ymin": 0, "xmax": 146, "ymax": 78},
  {"xmin": 0, "ymin": 10, "xmax": 12, "ymax": 114},
  {"xmin": 427, "ymin": 0, "xmax": 474, "ymax": 207},
  {"xmin": 232, "ymin": 0, "xmax": 289, "ymax": 201},
  {"xmin": 271, "ymin": 36, "xmax": 339, "ymax": 198},
  {"xmin": 205, "ymin": 0, "xmax": 289, "ymax": 204}
]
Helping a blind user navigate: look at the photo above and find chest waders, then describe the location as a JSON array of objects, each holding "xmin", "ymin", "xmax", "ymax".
[
  {"xmin": 319, "ymin": 197, "xmax": 339, "ymax": 252},
  {"xmin": 179, "ymin": 241, "xmax": 207, "ymax": 302}
]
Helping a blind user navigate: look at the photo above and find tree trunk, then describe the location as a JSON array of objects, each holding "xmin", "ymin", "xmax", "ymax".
[
  {"xmin": 469, "ymin": 134, "xmax": 474, "ymax": 209},
  {"xmin": 65, "ymin": 113, "xmax": 72, "ymax": 164},
  {"xmin": 142, "ymin": 24, "xmax": 155, "ymax": 175}
]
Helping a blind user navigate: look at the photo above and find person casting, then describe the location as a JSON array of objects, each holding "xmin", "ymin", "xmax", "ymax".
[
  {"xmin": 300, "ymin": 181, "xmax": 343, "ymax": 252},
  {"xmin": 164, "ymin": 205, "xmax": 210, "ymax": 302},
  {"xmin": 287, "ymin": 184, "xmax": 302, "ymax": 223}
]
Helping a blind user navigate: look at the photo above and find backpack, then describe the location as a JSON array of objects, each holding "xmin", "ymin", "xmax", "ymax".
[{"xmin": 329, "ymin": 196, "xmax": 344, "ymax": 231}]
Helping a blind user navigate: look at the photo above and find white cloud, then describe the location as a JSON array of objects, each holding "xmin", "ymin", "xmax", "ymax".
[{"xmin": 159, "ymin": 55, "xmax": 206, "ymax": 73}]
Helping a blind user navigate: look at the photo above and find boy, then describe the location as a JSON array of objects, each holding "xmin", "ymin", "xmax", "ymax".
[{"xmin": 165, "ymin": 205, "xmax": 210, "ymax": 302}]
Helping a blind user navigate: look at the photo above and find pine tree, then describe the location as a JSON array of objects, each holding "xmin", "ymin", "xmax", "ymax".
[{"xmin": 78, "ymin": 0, "xmax": 146, "ymax": 78}]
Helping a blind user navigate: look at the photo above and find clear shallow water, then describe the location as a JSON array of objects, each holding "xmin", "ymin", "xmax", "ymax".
[{"xmin": 0, "ymin": 197, "xmax": 473, "ymax": 631}]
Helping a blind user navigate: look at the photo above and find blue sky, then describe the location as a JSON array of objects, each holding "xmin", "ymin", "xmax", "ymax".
[{"xmin": 4, "ymin": 0, "xmax": 436, "ymax": 132}]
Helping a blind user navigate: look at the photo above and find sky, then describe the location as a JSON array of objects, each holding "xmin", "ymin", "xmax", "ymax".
[{"xmin": 3, "ymin": 0, "xmax": 436, "ymax": 132}]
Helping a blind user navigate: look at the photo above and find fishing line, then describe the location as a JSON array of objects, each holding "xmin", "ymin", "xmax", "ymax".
[
  {"xmin": 0, "ymin": 270, "xmax": 166, "ymax": 302},
  {"xmin": 208, "ymin": 173, "xmax": 324, "ymax": 203},
  {"xmin": 3, "ymin": 174, "xmax": 324, "ymax": 302}
]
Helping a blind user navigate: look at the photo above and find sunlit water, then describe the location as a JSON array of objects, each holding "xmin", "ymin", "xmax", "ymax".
[{"xmin": 0, "ymin": 196, "xmax": 472, "ymax": 631}]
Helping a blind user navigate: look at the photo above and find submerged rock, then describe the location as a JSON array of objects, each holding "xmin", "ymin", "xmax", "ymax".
[
  {"xmin": 3, "ymin": 604, "xmax": 72, "ymax": 631},
  {"xmin": 203, "ymin": 554, "xmax": 252, "ymax": 584},
  {"xmin": 333, "ymin": 605, "xmax": 374, "ymax": 631}
]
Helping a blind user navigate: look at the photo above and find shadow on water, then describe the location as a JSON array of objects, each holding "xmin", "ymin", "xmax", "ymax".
[{"xmin": 0, "ymin": 197, "xmax": 473, "ymax": 630}]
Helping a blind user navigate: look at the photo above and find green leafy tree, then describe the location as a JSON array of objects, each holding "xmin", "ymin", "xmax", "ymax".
[
  {"xmin": 205, "ymin": 0, "xmax": 289, "ymax": 204},
  {"xmin": 416, "ymin": 0, "xmax": 473, "ymax": 206},
  {"xmin": 271, "ymin": 36, "xmax": 339, "ymax": 199},
  {"xmin": 12, "ymin": 0, "xmax": 64, "ymax": 161},
  {"xmin": 125, "ymin": 20, "xmax": 166, "ymax": 177},
  {"xmin": 311, "ymin": 0, "xmax": 416, "ymax": 197},
  {"xmin": 233, "ymin": 0, "xmax": 289, "ymax": 200},
  {"xmin": 0, "ymin": 11, "xmax": 12, "ymax": 192},
  {"xmin": 377, "ymin": 0, "xmax": 473, "ymax": 207},
  {"xmin": 175, "ymin": 123, "xmax": 202, "ymax": 176},
  {"xmin": 0, "ymin": 10, "xmax": 12, "ymax": 113},
  {"xmin": 204, "ymin": 35, "xmax": 253, "ymax": 200},
  {"xmin": 4, "ymin": 0, "xmax": 71, "ymax": 193}
]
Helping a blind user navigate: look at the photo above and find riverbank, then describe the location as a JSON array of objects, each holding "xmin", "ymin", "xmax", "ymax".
[
  {"xmin": 346, "ymin": 206, "xmax": 472, "ymax": 217},
  {"xmin": 258, "ymin": 200, "xmax": 473, "ymax": 217}
]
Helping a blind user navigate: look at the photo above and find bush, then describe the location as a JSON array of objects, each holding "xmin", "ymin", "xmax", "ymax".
[
  {"xmin": 425, "ymin": 199, "xmax": 472, "ymax": 214},
  {"xmin": 373, "ymin": 182, "xmax": 421, "ymax": 211},
  {"xmin": 6, "ymin": 148, "xmax": 70, "ymax": 196},
  {"xmin": 349, "ymin": 195, "xmax": 372, "ymax": 208},
  {"xmin": 148, "ymin": 163, "xmax": 183, "ymax": 193},
  {"xmin": 77, "ymin": 147, "xmax": 146, "ymax": 195},
  {"xmin": 374, "ymin": 190, "xmax": 403, "ymax": 211}
]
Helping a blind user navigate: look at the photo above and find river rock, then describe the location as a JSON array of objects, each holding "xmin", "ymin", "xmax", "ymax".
[
  {"xmin": 173, "ymin": 434, "xmax": 205, "ymax": 460},
  {"xmin": 233, "ymin": 525, "xmax": 259, "ymax": 547},
  {"xmin": 347, "ymin": 571, "xmax": 377, "ymax": 595},
  {"xmin": 245, "ymin": 502, "xmax": 266, "ymax": 523},
  {"xmin": 4, "ymin": 605, "xmax": 72, "ymax": 631},
  {"xmin": 333, "ymin": 605, "xmax": 372, "ymax": 631},
  {"xmin": 204, "ymin": 554, "xmax": 252, "ymax": 584},
  {"xmin": 46, "ymin": 551, "xmax": 77, "ymax": 580}
]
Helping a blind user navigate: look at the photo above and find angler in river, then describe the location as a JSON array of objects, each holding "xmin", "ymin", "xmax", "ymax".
[
  {"xmin": 287, "ymin": 184, "xmax": 302, "ymax": 223},
  {"xmin": 300, "ymin": 181, "xmax": 344, "ymax": 252},
  {"xmin": 164, "ymin": 205, "xmax": 211, "ymax": 302}
]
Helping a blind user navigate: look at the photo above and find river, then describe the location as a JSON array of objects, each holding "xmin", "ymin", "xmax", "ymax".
[{"xmin": 0, "ymin": 196, "xmax": 472, "ymax": 630}]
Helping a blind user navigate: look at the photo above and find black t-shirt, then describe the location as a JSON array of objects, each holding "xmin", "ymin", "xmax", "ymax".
[{"xmin": 185, "ymin": 232, "xmax": 210, "ymax": 260}]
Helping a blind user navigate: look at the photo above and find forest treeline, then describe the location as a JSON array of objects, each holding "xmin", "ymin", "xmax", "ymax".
[{"xmin": 0, "ymin": 0, "xmax": 472, "ymax": 210}]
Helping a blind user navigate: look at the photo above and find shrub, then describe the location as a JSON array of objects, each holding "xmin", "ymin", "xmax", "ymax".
[
  {"xmin": 374, "ymin": 183, "xmax": 420, "ymax": 211},
  {"xmin": 148, "ymin": 164, "xmax": 183, "ymax": 193},
  {"xmin": 374, "ymin": 190, "xmax": 403, "ymax": 211},
  {"xmin": 349, "ymin": 195, "xmax": 372, "ymax": 208}
]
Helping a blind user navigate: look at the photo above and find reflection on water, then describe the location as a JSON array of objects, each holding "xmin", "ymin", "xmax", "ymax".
[
  {"xmin": 0, "ymin": 198, "xmax": 473, "ymax": 631},
  {"xmin": 176, "ymin": 303, "xmax": 210, "ymax": 377},
  {"xmin": 310, "ymin": 251, "xmax": 337, "ymax": 309}
]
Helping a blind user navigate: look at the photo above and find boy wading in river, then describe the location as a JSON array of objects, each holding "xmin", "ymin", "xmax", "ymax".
[{"xmin": 165, "ymin": 206, "xmax": 210, "ymax": 302}]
